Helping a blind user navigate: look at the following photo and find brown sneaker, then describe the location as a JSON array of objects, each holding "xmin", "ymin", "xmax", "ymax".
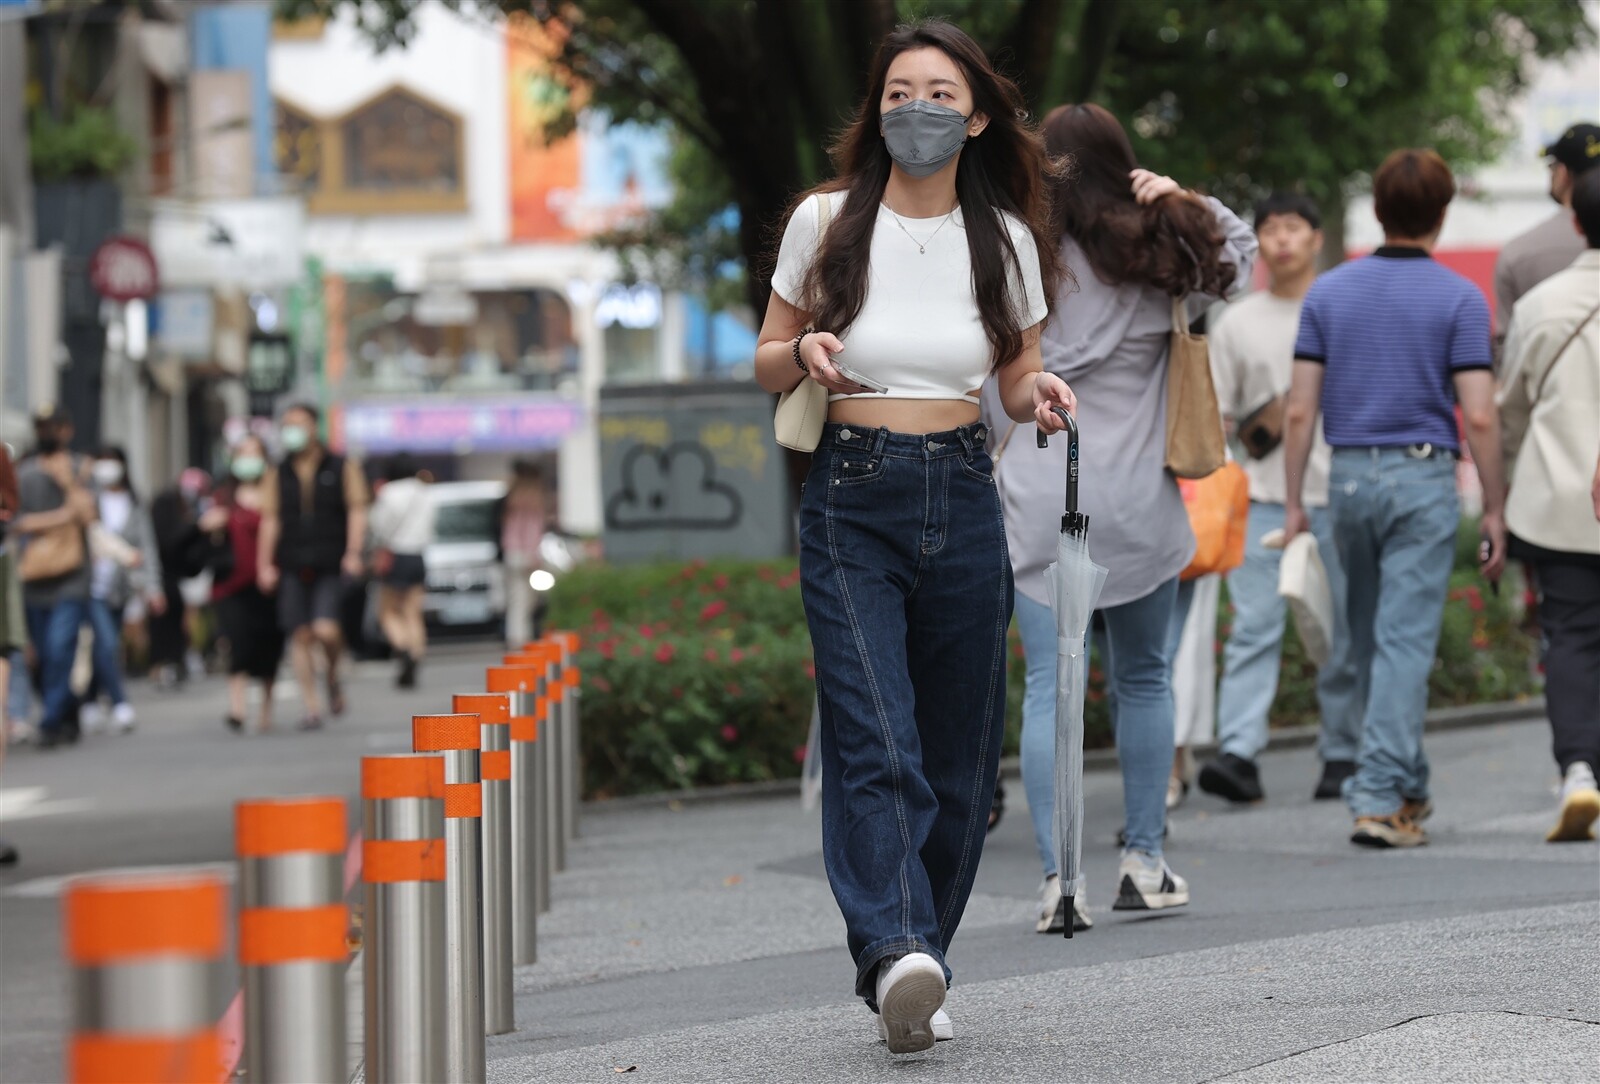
[
  {"xmin": 1351, "ymin": 813, "xmax": 1427, "ymax": 848},
  {"xmin": 1400, "ymin": 797, "xmax": 1434, "ymax": 824}
]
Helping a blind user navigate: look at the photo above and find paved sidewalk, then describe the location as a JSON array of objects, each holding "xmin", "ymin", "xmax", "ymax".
[{"xmin": 489, "ymin": 719, "xmax": 1599, "ymax": 1083}]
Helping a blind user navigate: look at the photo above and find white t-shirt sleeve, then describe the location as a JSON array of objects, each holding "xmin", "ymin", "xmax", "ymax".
[
  {"xmin": 1003, "ymin": 214, "xmax": 1051, "ymax": 330},
  {"xmin": 769, "ymin": 193, "xmax": 824, "ymax": 308},
  {"xmin": 1208, "ymin": 305, "xmax": 1241, "ymax": 418}
]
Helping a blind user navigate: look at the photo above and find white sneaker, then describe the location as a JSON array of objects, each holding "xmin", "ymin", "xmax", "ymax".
[
  {"xmin": 112, "ymin": 702, "xmax": 137, "ymax": 733},
  {"xmin": 79, "ymin": 701, "xmax": 106, "ymax": 735},
  {"xmin": 874, "ymin": 952, "xmax": 946, "ymax": 1054},
  {"xmin": 878, "ymin": 1008, "xmax": 953, "ymax": 1043},
  {"xmin": 7, "ymin": 718, "xmax": 37, "ymax": 745},
  {"xmin": 1548, "ymin": 762, "xmax": 1600, "ymax": 843},
  {"xmin": 1112, "ymin": 850, "xmax": 1190, "ymax": 911},
  {"xmin": 1036, "ymin": 874, "xmax": 1092, "ymax": 933}
]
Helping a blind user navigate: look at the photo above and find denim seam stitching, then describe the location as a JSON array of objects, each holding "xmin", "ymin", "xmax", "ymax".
[{"xmin": 824, "ymin": 468, "xmax": 916, "ymax": 946}]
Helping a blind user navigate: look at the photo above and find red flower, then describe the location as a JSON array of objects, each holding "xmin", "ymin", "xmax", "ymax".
[
  {"xmin": 729, "ymin": 647, "xmax": 745, "ymax": 663},
  {"xmin": 725, "ymin": 684, "xmax": 742, "ymax": 698},
  {"xmin": 1465, "ymin": 587, "xmax": 1485, "ymax": 613},
  {"xmin": 639, "ymin": 624, "xmax": 655, "ymax": 639},
  {"xmin": 598, "ymin": 639, "xmax": 616, "ymax": 660},
  {"xmin": 704, "ymin": 648, "xmax": 720, "ymax": 663},
  {"xmin": 793, "ymin": 744, "xmax": 808, "ymax": 764},
  {"xmin": 654, "ymin": 642, "xmax": 676, "ymax": 664},
  {"xmin": 804, "ymin": 659, "xmax": 816, "ymax": 680},
  {"xmin": 713, "ymin": 573, "xmax": 730, "ymax": 590},
  {"xmin": 758, "ymin": 567, "xmax": 777, "ymax": 582},
  {"xmin": 700, "ymin": 600, "xmax": 728, "ymax": 622},
  {"xmin": 720, "ymin": 724, "xmax": 739, "ymax": 742}
]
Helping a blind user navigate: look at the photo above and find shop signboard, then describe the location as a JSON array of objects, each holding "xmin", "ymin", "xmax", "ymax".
[
  {"xmin": 150, "ymin": 198, "xmax": 304, "ymax": 289},
  {"xmin": 340, "ymin": 397, "xmax": 585, "ymax": 454},
  {"xmin": 89, "ymin": 237, "xmax": 159, "ymax": 302}
]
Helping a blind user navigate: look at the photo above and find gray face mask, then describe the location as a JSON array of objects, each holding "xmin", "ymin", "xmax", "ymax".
[{"xmin": 881, "ymin": 99, "xmax": 972, "ymax": 178}]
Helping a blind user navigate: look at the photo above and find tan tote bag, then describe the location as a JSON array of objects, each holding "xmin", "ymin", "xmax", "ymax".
[
  {"xmin": 1164, "ymin": 296, "xmax": 1227, "ymax": 479},
  {"xmin": 774, "ymin": 197, "xmax": 835, "ymax": 453}
]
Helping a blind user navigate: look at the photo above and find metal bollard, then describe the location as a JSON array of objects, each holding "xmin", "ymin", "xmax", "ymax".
[
  {"xmin": 508, "ymin": 647, "xmax": 564, "ymax": 877},
  {"xmin": 453, "ymin": 693, "xmax": 515, "ymax": 1036},
  {"xmin": 413, "ymin": 715, "xmax": 486, "ymax": 1083},
  {"xmin": 362, "ymin": 754, "xmax": 447, "ymax": 1083},
  {"xmin": 64, "ymin": 871, "xmax": 226, "ymax": 1083},
  {"xmin": 554, "ymin": 632, "xmax": 582, "ymax": 847},
  {"xmin": 236, "ymin": 796, "xmax": 348, "ymax": 1084},
  {"xmin": 487, "ymin": 665, "xmax": 546, "ymax": 965}
]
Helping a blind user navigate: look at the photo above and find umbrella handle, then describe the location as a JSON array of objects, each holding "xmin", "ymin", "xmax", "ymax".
[{"xmin": 1036, "ymin": 406, "xmax": 1087, "ymax": 534}]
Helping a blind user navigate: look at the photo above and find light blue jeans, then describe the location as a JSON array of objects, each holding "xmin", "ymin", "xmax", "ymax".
[
  {"xmin": 1019, "ymin": 577, "xmax": 1181, "ymax": 870},
  {"xmin": 1215, "ymin": 502, "xmax": 1362, "ymax": 762},
  {"xmin": 1329, "ymin": 449, "xmax": 1459, "ymax": 817}
]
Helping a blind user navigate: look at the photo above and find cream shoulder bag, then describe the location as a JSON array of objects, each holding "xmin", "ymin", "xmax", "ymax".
[{"xmin": 773, "ymin": 196, "xmax": 834, "ymax": 453}]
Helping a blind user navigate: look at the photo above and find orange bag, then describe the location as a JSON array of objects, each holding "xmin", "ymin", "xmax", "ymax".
[{"xmin": 1178, "ymin": 460, "xmax": 1249, "ymax": 581}]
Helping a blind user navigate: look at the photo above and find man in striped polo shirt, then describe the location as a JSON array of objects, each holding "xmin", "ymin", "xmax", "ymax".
[{"xmin": 1282, "ymin": 148, "xmax": 1507, "ymax": 849}]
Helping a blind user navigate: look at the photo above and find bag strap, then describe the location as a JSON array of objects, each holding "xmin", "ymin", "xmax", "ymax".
[
  {"xmin": 1533, "ymin": 301, "xmax": 1600, "ymax": 402},
  {"xmin": 1171, "ymin": 295, "xmax": 1189, "ymax": 336}
]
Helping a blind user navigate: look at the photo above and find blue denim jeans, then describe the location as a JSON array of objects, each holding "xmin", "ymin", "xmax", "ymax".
[
  {"xmin": 1215, "ymin": 502, "xmax": 1362, "ymax": 762},
  {"xmin": 24, "ymin": 597, "xmax": 88, "ymax": 733},
  {"xmin": 86, "ymin": 598, "xmax": 129, "ymax": 707},
  {"xmin": 1019, "ymin": 577, "xmax": 1181, "ymax": 871},
  {"xmin": 800, "ymin": 422, "xmax": 1012, "ymax": 1001},
  {"xmin": 1329, "ymin": 449, "xmax": 1460, "ymax": 816},
  {"xmin": 5, "ymin": 649, "xmax": 30, "ymax": 722}
]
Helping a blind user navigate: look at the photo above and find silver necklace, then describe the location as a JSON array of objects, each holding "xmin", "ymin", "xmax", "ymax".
[{"xmin": 883, "ymin": 201, "xmax": 956, "ymax": 254}]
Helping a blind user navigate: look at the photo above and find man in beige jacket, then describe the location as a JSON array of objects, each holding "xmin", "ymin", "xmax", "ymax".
[{"xmin": 1497, "ymin": 167, "xmax": 1600, "ymax": 843}]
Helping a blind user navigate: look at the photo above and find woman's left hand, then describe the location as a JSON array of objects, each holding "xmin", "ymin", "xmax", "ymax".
[
  {"xmin": 1032, "ymin": 372, "xmax": 1077, "ymax": 432},
  {"xmin": 1130, "ymin": 168, "xmax": 1181, "ymax": 204}
]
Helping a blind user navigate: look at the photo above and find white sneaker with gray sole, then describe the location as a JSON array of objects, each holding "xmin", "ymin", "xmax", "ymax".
[
  {"xmin": 1112, "ymin": 850, "xmax": 1189, "ymax": 911},
  {"xmin": 878, "ymin": 1008, "xmax": 953, "ymax": 1043},
  {"xmin": 1036, "ymin": 874, "xmax": 1093, "ymax": 933},
  {"xmin": 874, "ymin": 952, "xmax": 946, "ymax": 1054}
]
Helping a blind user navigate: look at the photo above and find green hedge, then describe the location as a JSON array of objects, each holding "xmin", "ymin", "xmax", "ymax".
[{"xmin": 555, "ymin": 528, "xmax": 1538, "ymax": 798}]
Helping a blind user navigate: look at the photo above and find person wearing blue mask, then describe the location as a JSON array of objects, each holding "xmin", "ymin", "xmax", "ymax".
[
  {"xmin": 256, "ymin": 404, "xmax": 368, "ymax": 730},
  {"xmin": 755, "ymin": 19, "xmax": 1072, "ymax": 1054}
]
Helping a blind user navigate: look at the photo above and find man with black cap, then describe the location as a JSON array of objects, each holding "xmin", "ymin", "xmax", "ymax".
[
  {"xmin": 1494, "ymin": 122, "xmax": 1600, "ymax": 353},
  {"xmin": 13, "ymin": 405, "xmax": 96, "ymax": 748}
]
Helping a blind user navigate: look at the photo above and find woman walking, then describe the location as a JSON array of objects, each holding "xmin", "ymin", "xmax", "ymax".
[
  {"xmin": 755, "ymin": 20, "xmax": 1072, "ymax": 1053},
  {"xmin": 499, "ymin": 460, "xmax": 548, "ymax": 650},
  {"xmin": 203, "ymin": 435, "xmax": 284, "ymax": 733},
  {"xmin": 82, "ymin": 447, "xmax": 163, "ymax": 734},
  {"xmin": 986, "ymin": 103, "xmax": 1256, "ymax": 932},
  {"xmin": 369, "ymin": 454, "xmax": 434, "ymax": 689}
]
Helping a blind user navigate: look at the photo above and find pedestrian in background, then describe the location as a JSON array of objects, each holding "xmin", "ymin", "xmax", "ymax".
[
  {"xmin": 257, "ymin": 403, "xmax": 368, "ymax": 729},
  {"xmin": 1198, "ymin": 193, "xmax": 1361, "ymax": 805},
  {"xmin": 13, "ymin": 406, "xmax": 95, "ymax": 749},
  {"xmin": 148, "ymin": 476, "xmax": 199, "ymax": 689},
  {"xmin": 1284, "ymin": 148, "xmax": 1507, "ymax": 849},
  {"xmin": 498, "ymin": 459, "xmax": 548, "ymax": 650},
  {"xmin": 0, "ymin": 440, "xmax": 24, "ymax": 862},
  {"xmin": 1496, "ymin": 166, "xmax": 1600, "ymax": 843},
  {"xmin": 198, "ymin": 434, "xmax": 284, "ymax": 734},
  {"xmin": 987, "ymin": 101, "xmax": 1255, "ymax": 931},
  {"xmin": 80, "ymin": 446, "xmax": 163, "ymax": 735},
  {"xmin": 1494, "ymin": 122, "xmax": 1599, "ymax": 355},
  {"xmin": 756, "ymin": 20, "xmax": 1071, "ymax": 1052},
  {"xmin": 369, "ymin": 453, "xmax": 434, "ymax": 689}
]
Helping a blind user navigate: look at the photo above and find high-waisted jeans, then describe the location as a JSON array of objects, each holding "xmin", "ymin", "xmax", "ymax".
[{"xmin": 800, "ymin": 422, "xmax": 1012, "ymax": 1001}]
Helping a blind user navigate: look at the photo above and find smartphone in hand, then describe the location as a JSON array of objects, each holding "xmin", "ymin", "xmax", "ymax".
[{"xmin": 832, "ymin": 362, "xmax": 888, "ymax": 394}]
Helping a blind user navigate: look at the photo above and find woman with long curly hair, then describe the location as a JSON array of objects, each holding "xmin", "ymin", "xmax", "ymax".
[
  {"xmin": 983, "ymin": 102, "xmax": 1256, "ymax": 932},
  {"xmin": 755, "ymin": 20, "xmax": 1073, "ymax": 1053}
]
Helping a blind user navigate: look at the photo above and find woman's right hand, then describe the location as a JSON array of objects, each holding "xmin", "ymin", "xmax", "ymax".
[{"xmin": 799, "ymin": 332, "xmax": 870, "ymax": 395}]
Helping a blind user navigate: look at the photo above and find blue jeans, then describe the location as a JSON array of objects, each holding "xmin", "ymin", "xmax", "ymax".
[
  {"xmin": 86, "ymin": 598, "xmax": 129, "ymax": 706},
  {"xmin": 1215, "ymin": 502, "xmax": 1362, "ymax": 762},
  {"xmin": 800, "ymin": 422, "xmax": 1011, "ymax": 1001},
  {"xmin": 24, "ymin": 597, "xmax": 88, "ymax": 733},
  {"xmin": 1329, "ymin": 449, "xmax": 1459, "ymax": 816},
  {"xmin": 6, "ymin": 649, "xmax": 29, "ymax": 721},
  {"xmin": 1019, "ymin": 577, "xmax": 1181, "ymax": 871}
]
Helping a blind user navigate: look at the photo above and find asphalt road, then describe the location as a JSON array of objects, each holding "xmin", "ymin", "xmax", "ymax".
[{"xmin": 2, "ymin": 650, "xmax": 1596, "ymax": 1082}]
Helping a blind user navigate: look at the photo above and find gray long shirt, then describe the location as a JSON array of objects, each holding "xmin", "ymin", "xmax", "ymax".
[{"xmin": 983, "ymin": 196, "xmax": 1257, "ymax": 609}]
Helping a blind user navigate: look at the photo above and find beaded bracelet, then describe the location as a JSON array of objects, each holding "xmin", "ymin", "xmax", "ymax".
[{"xmin": 792, "ymin": 328, "xmax": 814, "ymax": 372}]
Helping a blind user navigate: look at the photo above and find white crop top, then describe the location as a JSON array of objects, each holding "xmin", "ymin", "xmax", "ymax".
[{"xmin": 770, "ymin": 191, "xmax": 1050, "ymax": 405}]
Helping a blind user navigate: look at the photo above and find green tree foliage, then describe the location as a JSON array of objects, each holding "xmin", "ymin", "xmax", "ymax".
[
  {"xmin": 275, "ymin": 0, "xmax": 1594, "ymax": 307},
  {"xmin": 28, "ymin": 104, "xmax": 137, "ymax": 182}
]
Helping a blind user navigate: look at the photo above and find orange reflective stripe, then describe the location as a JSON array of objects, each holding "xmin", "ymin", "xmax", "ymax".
[
  {"xmin": 564, "ymin": 666, "xmax": 580, "ymax": 687},
  {"xmin": 361, "ymin": 756, "xmax": 445, "ymax": 800},
  {"xmin": 238, "ymin": 904, "xmax": 348, "ymax": 965},
  {"xmin": 362, "ymin": 839, "xmax": 445, "ymax": 883},
  {"xmin": 66, "ymin": 877, "xmax": 225, "ymax": 965},
  {"xmin": 482, "ymin": 749, "xmax": 512, "ymax": 779},
  {"xmin": 486, "ymin": 666, "xmax": 539, "ymax": 694},
  {"xmin": 509, "ymin": 716, "xmax": 538, "ymax": 742},
  {"xmin": 444, "ymin": 782, "xmax": 482, "ymax": 819},
  {"xmin": 452, "ymin": 693, "xmax": 510, "ymax": 723},
  {"xmin": 235, "ymin": 797, "xmax": 345, "ymax": 857},
  {"xmin": 558, "ymin": 631, "xmax": 581, "ymax": 652},
  {"xmin": 70, "ymin": 1032, "xmax": 223, "ymax": 1083},
  {"xmin": 413, "ymin": 713, "xmax": 481, "ymax": 752}
]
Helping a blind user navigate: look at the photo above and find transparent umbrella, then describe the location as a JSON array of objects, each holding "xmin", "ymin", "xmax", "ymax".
[{"xmin": 1037, "ymin": 407, "xmax": 1109, "ymax": 938}]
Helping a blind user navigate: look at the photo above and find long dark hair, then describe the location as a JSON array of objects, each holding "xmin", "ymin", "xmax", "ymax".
[
  {"xmin": 786, "ymin": 20, "xmax": 1062, "ymax": 372},
  {"xmin": 1044, "ymin": 103, "xmax": 1235, "ymax": 297}
]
